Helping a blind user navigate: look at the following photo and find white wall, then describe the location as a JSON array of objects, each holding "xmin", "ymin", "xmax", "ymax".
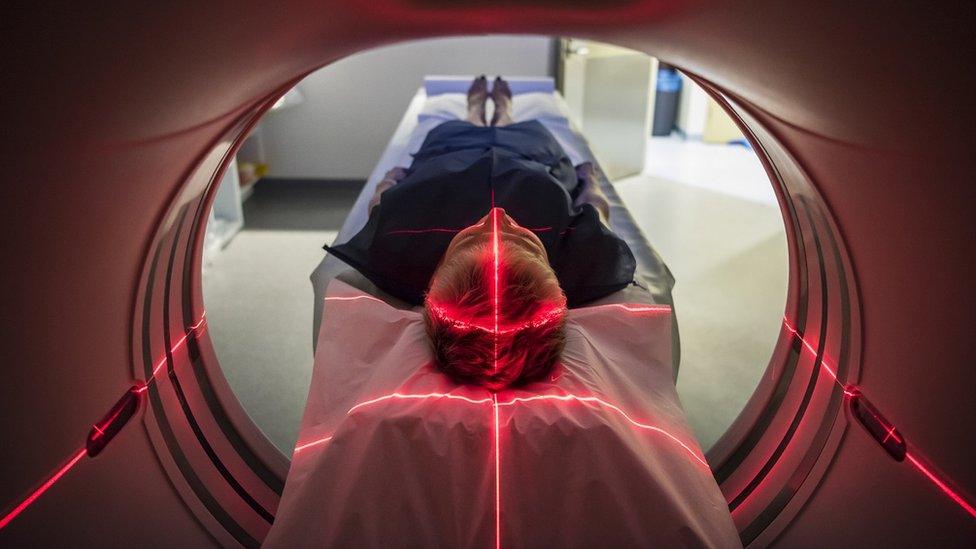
[
  {"xmin": 676, "ymin": 72, "xmax": 709, "ymax": 139},
  {"xmin": 261, "ymin": 35, "xmax": 555, "ymax": 180}
]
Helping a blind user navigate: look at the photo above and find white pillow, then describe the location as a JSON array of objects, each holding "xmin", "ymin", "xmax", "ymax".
[
  {"xmin": 418, "ymin": 91, "xmax": 571, "ymax": 124},
  {"xmin": 417, "ymin": 92, "xmax": 467, "ymax": 122},
  {"xmin": 512, "ymin": 91, "xmax": 571, "ymax": 122}
]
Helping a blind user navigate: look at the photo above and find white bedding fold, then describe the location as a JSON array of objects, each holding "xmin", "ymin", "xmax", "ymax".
[{"xmin": 267, "ymin": 280, "xmax": 739, "ymax": 548}]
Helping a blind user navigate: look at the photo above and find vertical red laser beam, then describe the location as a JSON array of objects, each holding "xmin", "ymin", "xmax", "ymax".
[
  {"xmin": 905, "ymin": 452, "xmax": 976, "ymax": 519},
  {"xmin": 0, "ymin": 448, "xmax": 88, "ymax": 530},
  {"xmin": 492, "ymin": 392, "xmax": 501, "ymax": 549},
  {"xmin": 492, "ymin": 207, "xmax": 500, "ymax": 374}
]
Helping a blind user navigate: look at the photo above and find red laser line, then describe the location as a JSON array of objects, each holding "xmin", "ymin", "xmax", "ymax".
[
  {"xmin": 881, "ymin": 425, "xmax": 901, "ymax": 445},
  {"xmin": 2, "ymin": 312, "xmax": 206, "ymax": 531},
  {"xmin": 387, "ymin": 227, "xmax": 467, "ymax": 235},
  {"xmin": 492, "ymin": 207, "xmax": 500, "ymax": 375},
  {"xmin": 597, "ymin": 303, "xmax": 672, "ymax": 315},
  {"xmin": 426, "ymin": 301, "xmax": 563, "ymax": 335},
  {"xmin": 782, "ymin": 317, "xmax": 846, "ymax": 391},
  {"xmin": 145, "ymin": 317, "xmax": 208, "ymax": 385},
  {"xmin": 0, "ymin": 448, "xmax": 87, "ymax": 530},
  {"xmin": 293, "ymin": 436, "xmax": 334, "ymax": 454},
  {"xmin": 324, "ymin": 295, "xmax": 388, "ymax": 305},
  {"xmin": 782, "ymin": 317, "xmax": 976, "ymax": 520},
  {"xmin": 905, "ymin": 452, "xmax": 976, "ymax": 519},
  {"xmin": 497, "ymin": 394, "xmax": 708, "ymax": 468},
  {"xmin": 347, "ymin": 392, "xmax": 494, "ymax": 415},
  {"xmin": 386, "ymin": 225, "xmax": 552, "ymax": 236},
  {"xmin": 334, "ymin": 389, "xmax": 706, "ymax": 468},
  {"xmin": 492, "ymin": 393, "xmax": 501, "ymax": 549}
]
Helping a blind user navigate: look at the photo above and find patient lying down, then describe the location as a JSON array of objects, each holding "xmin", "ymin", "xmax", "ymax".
[{"xmin": 266, "ymin": 77, "xmax": 741, "ymax": 548}]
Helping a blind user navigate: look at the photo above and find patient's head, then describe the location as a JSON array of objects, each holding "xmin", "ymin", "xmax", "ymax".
[{"xmin": 425, "ymin": 208, "xmax": 567, "ymax": 391}]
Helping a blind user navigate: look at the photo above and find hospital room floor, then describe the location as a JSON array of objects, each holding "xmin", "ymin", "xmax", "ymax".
[
  {"xmin": 202, "ymin": 181, "xmax": 358, "ymax": 451},
  {"xmin": 204, "ymin": 136, "xmax": 787, "ymax": 454},
  {"xmin": 615, "ymin": 135, "xmax": 787, "ymax": 450}
]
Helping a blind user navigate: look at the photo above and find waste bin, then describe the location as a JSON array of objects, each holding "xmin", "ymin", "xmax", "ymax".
[{"xmin": 652, "ymin": 67, "xmax": 682, "ymax": 136}]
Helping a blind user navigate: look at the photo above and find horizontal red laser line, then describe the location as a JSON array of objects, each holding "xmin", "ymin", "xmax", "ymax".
[
  {"xmin": 905, "ymin": 452, "xmax": 976, "ymax": 519},
  {"xmin": 293, "ymin": 436, "xmax": 333, "ymax": 454},
  {"xmin": 386, "ymin": 227, "xmax": 466, "ymax": 235},
  {"xmin": 321, "ymin": 389, "xmax": 706, "ymax": 468},
  {"xmin": 347, "ymin": 392, "xmax": 494, "ymax": 415},
  {"xmin": 426, "ymin": 302, "xmax": 564, "ymax": 335},
  {"xmin": 497, "ymin": 394, "xmax": 708, "ymax": 468},
  {"xmin": 0, "ymin": 448, "xmax": 88, "ymax": 530},
  {"xmin": 324, "ymin": 294, "xmax": 388, "ymax": 305},
  {"xmin": 595, "ymin": 303, "xmax": 672, "ymax": 314},
  {"xmin": 386, "ymin": 226, "xmax": 553, "ymax": 236}
]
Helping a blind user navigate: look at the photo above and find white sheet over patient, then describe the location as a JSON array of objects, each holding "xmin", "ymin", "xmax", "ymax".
[{"xmin": 265, "ymin": 280, "xmax": 740, "ymax": 548}]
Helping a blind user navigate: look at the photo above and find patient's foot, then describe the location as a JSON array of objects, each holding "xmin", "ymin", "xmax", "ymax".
[
  {"xmin": 490, "ymin": 76, "xmax": 514, "ymax": 126},
  {"xmin": 466, "ymin": 75, "xmax": 488, "ymax": 126}
]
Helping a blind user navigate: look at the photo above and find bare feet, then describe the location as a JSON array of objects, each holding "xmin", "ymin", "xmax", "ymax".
[
  {"xmin": 490, "ymin": 76, "xmax": 514, "ymax": 127},
  {"xmin": 466, "ymin": 75, "xmax": 489, "ymax": 126}
]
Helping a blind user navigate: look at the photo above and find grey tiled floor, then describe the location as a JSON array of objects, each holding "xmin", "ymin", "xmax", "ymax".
[
  {"xmin": 202, "ymin": 181, "xmax": 354, "ymax": 452},
  {"xmin": 616, "ymin": 153, "xmax": 787, "ymax": 449},
  {"xmin": 203, "ymin": 140, "xmax": 788, "ymax": 455}
]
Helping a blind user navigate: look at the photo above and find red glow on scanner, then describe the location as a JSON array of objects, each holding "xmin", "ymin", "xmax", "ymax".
[
  {"xmin": 1, "ymin": 313, "xmax": 214, "ymax": 531},
  {"xmin": 146, "ymin": 315, "xmax": 208, "ymax": 383},
  {"xmin": 0, "ymin": 449, "xmax": 87, "ymax": 531},
  {"xmin": 783, "ymin": 317, "xmax": 976, "ymax": 520}
]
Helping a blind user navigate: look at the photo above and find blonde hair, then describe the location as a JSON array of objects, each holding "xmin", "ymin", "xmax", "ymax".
[{"xmin": 425, "ymin": 243, "xmax": 566, "ymax": 390}]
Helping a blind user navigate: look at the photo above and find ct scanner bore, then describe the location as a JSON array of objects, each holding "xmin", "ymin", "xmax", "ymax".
[{"xmin": 1, "ymin": 1, "xmax": 974, "ymax": 546}]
